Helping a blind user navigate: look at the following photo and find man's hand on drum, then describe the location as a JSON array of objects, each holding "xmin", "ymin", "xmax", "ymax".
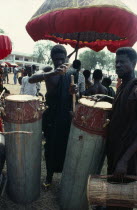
[
  {"xmin": 55, "ymin": 63, "xmax": 70, "ymax": 75},
  {"xmin": 90, "ymin": 94, "xmax": 113, "ymax": 104},
  {"xmin": 90, "ymin": 94, "xmax": 107, "ymax": 101}
]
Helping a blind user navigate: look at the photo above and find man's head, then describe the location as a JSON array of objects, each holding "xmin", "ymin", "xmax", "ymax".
[
  {"xmin": 116, "ymin": 47, "xmax": 137, "ymax": 79},
  {"xmin": 102, "ymin": 77, "xmax": 112, "ymax": 87},
  {"xmin": 93, "ymin": 69, "xmax": 103, "ymax": 81},
  {"xmin": 51, "ymin": 45, "xmax": 67, "ymax": 68},
  {"xmin": 72, "ymin": 60, "xmax": 81, "ymax": 71},
  {"xmin": 83, "ymin": 70, "xmax": 91, "ymax": 80}
]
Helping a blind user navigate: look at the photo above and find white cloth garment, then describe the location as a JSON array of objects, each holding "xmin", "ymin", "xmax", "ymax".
[{"xmin": 20, "ymin": 76, "xmax": 37, "ymax": 96}]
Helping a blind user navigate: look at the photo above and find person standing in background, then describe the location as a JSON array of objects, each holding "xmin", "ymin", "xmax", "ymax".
[
  {"xmin": 20, "ymin": 68, "xmax": 38, "ymax": 96},
  {"xmin": 13, "ymin": 67, "xmax": 18, "ymax": 84},
  {"xmin": 83, "ymin": 69, "xmax": 92, "ymax": 90},
  {"xmin": 102, "ymin": 77, "xmax": 115, "ymax": 97},
  {"xmin": 3, "ymin": 66, "xmax": 9, "ymax": 84},
  {"xmin": 72, "ymin": 60, "xmax": 85, "ymax": 97}
]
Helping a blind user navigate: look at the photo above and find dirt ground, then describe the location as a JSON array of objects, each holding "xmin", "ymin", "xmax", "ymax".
[{"xmin": 3, "ymin": 73, "xmax": 46, "ymax": 96}]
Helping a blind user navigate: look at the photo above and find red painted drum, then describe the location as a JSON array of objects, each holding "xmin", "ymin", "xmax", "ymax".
[
  {"xmin": 3, "ymin": 95, "xmax": 42, "ymax": 204},
  {"xmin": 60, "ymin": 98, "xmax": 112, "ymax": 210}
]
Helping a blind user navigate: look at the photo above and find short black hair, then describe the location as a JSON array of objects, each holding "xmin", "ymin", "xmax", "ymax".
[
  {"xmin": 83, "ymin": 70, "xmax": 90, "ymax": 79},
  {"xmin": 51, "ymin": 45, "xmax": 67, "ymax": 58},
  {"xmin": 116, "ymin": 47, "xmax": 137, "ymax": 63},
  {"xmin": 93, "ymin": 69, "xmax": 103, "ymax": 80},
  {"xmin": 73, "ymin": 60, "xmax": 81, "ymax": 69},
  {"xmin": 102, "ymin": 77, "xmax": 112, "ymax": 87}
]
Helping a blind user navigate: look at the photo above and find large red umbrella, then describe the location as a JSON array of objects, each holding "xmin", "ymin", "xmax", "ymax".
[
  {"xmin": 0, "ymin": 34, "xmax": 12, "ymax": 60},
  {"xmin": 26, "ymin": 0, "xmax": 137, "ymax": 53}
]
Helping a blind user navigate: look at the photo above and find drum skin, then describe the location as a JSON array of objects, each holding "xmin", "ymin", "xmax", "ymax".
[
  {"xmin": 3, "ymin": 95, "xmax": 42, "ymax": 204},
  {"xmin": 60, "ymin": 99, "xmax": 111, "ymax": 210}
]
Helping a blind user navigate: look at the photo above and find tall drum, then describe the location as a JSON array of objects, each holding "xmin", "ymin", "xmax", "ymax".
[
  {"xmin": 60, "ymin": 98, "xmax": 112, "ymax": 210},
  {"xmin": 3, "ymin": 95, "xmax": 42, "ymax": 204}
]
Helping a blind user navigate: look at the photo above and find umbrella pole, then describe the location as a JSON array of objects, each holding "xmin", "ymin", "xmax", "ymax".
[
  {"xmin": 67, "ymin": 49, "xmax": 76, "ymax": 59},
  {"xmin": 75, "ymin": 48, "xmax": 79, "ymax": 60},
  {"xmin": 71, "ymin": 75, "xmax": 76, "ymax": 112},
  {"xmin": 75, "ymin": 32, "xmax": 80, "ymax": 60},
  {"xmin": 67, "ymin": 33, "xmax": 80, "ymax": 60}
]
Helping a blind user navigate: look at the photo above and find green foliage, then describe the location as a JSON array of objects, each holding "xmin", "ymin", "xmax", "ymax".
[
  {"xmin": 79, "ymin": 49, "xmax": 115, "ymax": 73},
  {"xmin": 33, "ymin": 40, "xmax": 55, "ymax": 64},
  {"xmin": 0, "ymin": 29, "xmax": 5, "ymax": 34}
]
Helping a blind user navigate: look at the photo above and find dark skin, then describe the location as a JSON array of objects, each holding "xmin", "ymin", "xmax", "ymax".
[
  {"xmin": 96, "ymin": 54, "xmax": 136, "ymax": 179},
  {"xmin": 29, "ymin": 53, "xmax": 77, "ymax": 95},
  {"xmin": 85, "ymin": 79, "xmax": 108, "ymax": 96}
]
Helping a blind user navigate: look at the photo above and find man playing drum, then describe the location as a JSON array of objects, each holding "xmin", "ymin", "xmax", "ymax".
[
  {"xmin": 29, "ymin": 45, "xmax": 78, "ymax": 189},
  {"xmin": 95, "ymin": 47, "xmax": 137, "ymax": 210}
]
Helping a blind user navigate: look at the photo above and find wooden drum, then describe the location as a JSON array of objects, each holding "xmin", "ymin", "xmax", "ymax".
[
  {"xmin": 60, "ymin": 97, "xmax": 112, "ymax": 210},
  {"xmin": 87, "ymin": 175, "xmax": 137, "ymax": 208},
  {"xmin": 3, "ymin": 95, "xmax": 42, "ymax": 204}
]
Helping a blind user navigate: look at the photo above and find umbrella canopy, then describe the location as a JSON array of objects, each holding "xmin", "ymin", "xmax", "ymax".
[
  {"xmin": 26, "ymin": 0, "xmax": 137, "ymax": 52},
  {"xmin": 0, "ymin": 34, "xmax": 12, "ymax": 59}
]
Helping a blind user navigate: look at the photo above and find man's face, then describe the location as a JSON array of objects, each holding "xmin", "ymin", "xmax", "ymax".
[
  {"xmin": 115, "ymin": 54, "xmax": 135, "ymax": 79},
  {"xmin": 52, "ymin": 53, "xmax": 66, "ymax": 69}
]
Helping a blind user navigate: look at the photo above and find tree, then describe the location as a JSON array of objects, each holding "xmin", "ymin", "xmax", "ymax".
[
  {"xmin": 33, "ymin": 40, "xmax": 55, "ymax": 64},
  {"xmin": 0, "ymin": 29, "xmax": 5, "ymax": 34},
  {"xmin": 79, "ymin": 49, "xmax": 115, "ymax": 74}
]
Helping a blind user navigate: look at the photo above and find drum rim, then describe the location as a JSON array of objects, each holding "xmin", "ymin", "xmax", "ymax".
[
  {"xmin": 78, "ymin": 99, "xmax": 112, "ymax": 110},
  {"xmin": 5, "ymin": 94, "xmax": 39, "ymax": 102}
]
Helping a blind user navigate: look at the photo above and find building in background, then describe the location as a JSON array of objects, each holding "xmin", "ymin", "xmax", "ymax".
[{"xmin": 0, "ymin": 51, "xmax": 45, "ymax": 69}]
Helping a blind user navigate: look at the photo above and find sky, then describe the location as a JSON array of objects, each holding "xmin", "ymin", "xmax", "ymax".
[{"xmin": 0, "ymin": 0, "xmax": 137, "ymax": 58}]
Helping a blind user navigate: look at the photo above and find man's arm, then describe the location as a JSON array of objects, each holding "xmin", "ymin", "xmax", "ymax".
[
  {"xmin": 29, "ymin": 71, "xmax": 57, "ymax": 83},
  {"xmin": 114, "ymin": 137, "xmax": 137, "ymax": 177}
]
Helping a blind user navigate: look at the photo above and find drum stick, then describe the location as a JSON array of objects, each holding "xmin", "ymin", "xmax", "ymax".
[
  {"xmin": 71, "ymin": 75, "xmax": 76, "ymax": 112},
  {"xmin": 0, "ymin": 90, "xmax": 5, "ymax": 100}
]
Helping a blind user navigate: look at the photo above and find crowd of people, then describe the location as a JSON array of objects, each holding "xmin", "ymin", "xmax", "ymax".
[{"xmin": 0, "ymin": 44, "xmax": 137, "ymax": 210}]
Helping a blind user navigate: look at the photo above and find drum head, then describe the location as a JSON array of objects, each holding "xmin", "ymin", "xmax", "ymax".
[
  {"xmin": 79, "ymin": 98, "xmax": 112, "ymax": 110},
  {"xmin": 5, "ymin": 95, "xmax": 39, "ymax": 102}
]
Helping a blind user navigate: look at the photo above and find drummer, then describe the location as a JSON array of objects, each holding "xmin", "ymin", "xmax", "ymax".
[
  {"xmin": 29, "ymin": 45, "xmax": 78, "ymax": 189},
  {"xmin": 96, "ymin": 47, "xmax": 137, "ymax": 210}
]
